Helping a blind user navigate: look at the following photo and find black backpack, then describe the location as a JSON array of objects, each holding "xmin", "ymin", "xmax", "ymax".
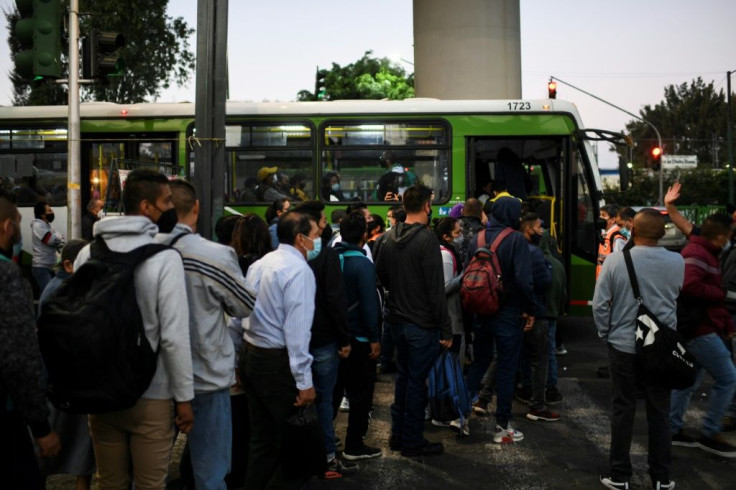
[{"xmin": 38, "ymin": 238, "xmax": 171, "ymax": 414}]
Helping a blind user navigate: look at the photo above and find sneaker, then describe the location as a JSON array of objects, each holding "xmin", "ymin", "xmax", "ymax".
[
  {"xmin": 322, "ymin": 457, "xmax": 359, "ymax": 479},
  {"xmin": 722, "ymin": 415, "xmax": 736, "ymax": 432},
  {"xmin": 545, "ymin": 386, "xmax": 563, "ymax": 405},
  {"xmin": 526, "ymin": 408, "xmax": 561, "ymax": 422},
  {"xmin": 343, "ymin": 444, "xmax": 382, "ymax": 461},
  {"xmin": 339, "ymin": 397, "xmax": 350, "ymax": 412},
  {"xmin": 493, "ymin": 424, "xmax": 524, "ymax": 444},
  {"xmin": 696, "ymin": 433, "xmax": 736, "ymax": 458},
  {"xmin": 424, "ymin": 405, "xmax": 431, "ymax": 421},
  {"xmin": 400, "ymin": 439, "xmax": 444, "ymax": 457},
  {"xmin": 515, "ymin": 386, "xmax": 532, "ymax": 404},
  {"xmin": 472, "ymin": 398, "xmax": 490, "ymax": 415},
  {"xmin": 431, "ymin": 419, "xmax": 450, "ymax": 427},
  {"xmin": 653, "ymin": 481, "xmax": 676, "ymax": 490},
  {"xmin": 671, "ymin": 429, "xmax": 698, "ymax": 447},
  {"xmin": 555, "ymin": 344, "xmax": 568, "ymax": 356},
  {"xmin": 600, "ymin": 475, "xmax": 629, "ymax": 489},
  {"xmin": 450, "ymin": 418, "xmax": 470, "ymax": 436}
]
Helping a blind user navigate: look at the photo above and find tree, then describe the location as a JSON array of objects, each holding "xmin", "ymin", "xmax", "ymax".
[
  {"xmin": 604, "ymin": 168, "xmax": 729, "ymax": 207},
  {"xmin": 4, "ymin": 0, "xmax": 195, "ymax": 105},
  {"xmin": 297, "ymin": 51, "xmax": 414, "ymax": 101},
  {"xmin": 615, "ymin": 78, "xmax": 735, "ymax": 169}
]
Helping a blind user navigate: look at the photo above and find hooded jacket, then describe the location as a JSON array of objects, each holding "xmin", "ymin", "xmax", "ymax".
[
  {"xmin": 375, "ymin": 221, "xmax": 451, "ymax": 339},
  {"xmin": 74, "ymin": 216, "xmax": 194, "ymax": 402},
  {"xmin": 539, "ymin": 232, "xmax": 567, "ymax": 319},
  {"xmin": 466, "ymin": 197, "xmax": 536, "ymax": 316}
]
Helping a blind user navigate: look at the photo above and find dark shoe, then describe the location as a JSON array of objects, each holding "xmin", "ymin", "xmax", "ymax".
[
  {"xmin": 526, "ymin": 408, "xmax": 561, "ymax": 422},
  {"xmin": 388, "ymin": 434, "xmax": 402, "ymax": 451},
  {"xmin": 377, "ymin": 362, "xmax": 397, "ymax": 374},
  {"xmin": 322, "ymin": 457, "xmax": 358, "ymax": 479},
  {"xmin": 600, "ymin": 475, "xmax": 629, "ymax": 489},
  {"xmin": 515, "ymin": 386, "xmax": 532, "ymax": 404},
  {"xmin": 652, "ymin": 481, "xmax": 676, "ymax": 490},
  {"xmin": 722, "ymin": 415, "xmax": 736, "ymax": 432},
  {"xmin": 401, "ymin": 439, "xmax": 444, "ymax": 457},
  {"xmin": 545, "ymin": 386, "xmax": 563, "ymax": 405},
  {"xmin": 343, "ymin": 444, "xmax": 382, "ymax": 461},
  {"xmin": 696, "ymin": 433, "xmax": 736, "ymax": 458},
  {"xmin": 671, "ymin": 429, "xmax": 698, "ymax": 447}
]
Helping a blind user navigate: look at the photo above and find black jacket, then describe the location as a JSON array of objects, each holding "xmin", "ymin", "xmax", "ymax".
[
  {"xmin": 308, "ymin": 245, "xmax": 351, "ymax": 349},
  {"xmin": 375, "ymin": 222, "xmax": 451, "ymax": 339}
]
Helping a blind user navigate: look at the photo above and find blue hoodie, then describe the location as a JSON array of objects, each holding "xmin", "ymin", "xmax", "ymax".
[{"xmin": 466, "ymin": 197, "xmax": 537, "ymax": 316}]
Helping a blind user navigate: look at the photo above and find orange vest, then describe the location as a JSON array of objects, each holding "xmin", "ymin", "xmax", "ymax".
[{"xmin": 596, "ymin": 225, "xmax": 622, "ymax": 279}]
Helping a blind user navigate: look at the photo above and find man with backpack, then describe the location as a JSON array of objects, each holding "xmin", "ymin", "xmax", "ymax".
[
  {"xmin": 158, "ymin": 179, "xmax": 256, "ymax": 490},
  {"xmin": 74, "ymin": 169, "xmax": 194, "ymax": 490},
  {"xmin": 464, "ymin": 196, "xmax": 536, "ymax": 444}
]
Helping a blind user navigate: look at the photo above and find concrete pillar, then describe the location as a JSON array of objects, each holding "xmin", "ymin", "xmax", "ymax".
[{"xmin": 413, "ymin": 0, "xmax": 521, "ymax": 99}]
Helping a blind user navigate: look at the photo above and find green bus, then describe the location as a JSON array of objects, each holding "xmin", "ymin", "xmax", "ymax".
[{"xmin": 0, "ymin": 98, "xmax": 607, "ymax": 313}]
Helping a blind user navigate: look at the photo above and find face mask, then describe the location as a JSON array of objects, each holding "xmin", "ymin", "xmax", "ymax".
[
  {"xmin": 453, "ymin": 236, "xmax": 464, "ymax": 246},
  {"xmin": 97, "ymin": 209, "xmax": 104, "ymax": 219},
  {"xmin": 304, "ymin": 234, "xmax": 322, "ymax": 261},
  {"xmin": 46, "ymin": 212, "xmax": 55, "ymax": 223},
  {"xmin": 10, "ymin": 220, "xmax": 22, "ymax": 259},
  {"xmin": 155, "ymin": 207, "xmax": 178, "ymax": 234},
  {"xmin": 530, "ymin": 233, "xmax": 542, "ymax": 246},
  {"xmin": 620, "ymin": 227, "xmax": 631, "ymax": 240},
  {"xmin": 331, "ymin": 183, "xmax": 341, "ymax": 192},
  {"xmin": 723, "ymin": 240, "xmax": 733, "ymax": 255}
]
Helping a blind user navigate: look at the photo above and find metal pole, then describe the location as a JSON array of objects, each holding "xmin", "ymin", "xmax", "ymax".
[
  {"xmin": 67, "ymin": 0, "xmax": 81, "ymax": 239},
  {"xmin": 728, "ymin": 70, "xmax": 734, "ymax": 204}
]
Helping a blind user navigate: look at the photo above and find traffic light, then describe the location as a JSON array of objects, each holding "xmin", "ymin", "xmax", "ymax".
[
  {"xmin": 651, "ymin": 146, "xmax": 663, "ymax": 170},
  {"xmin": 13, "ymin": 0, "xmax": 63, "ymax": 80},
  {"xmin": 82, "ymin": 30, "xmax": 125, "ymax": 79},
  {"xmin": 548, "ymin": 79, "xmax": 557, "ymax": 99},
  {"xmin": 315, "ymin": 68, "xmax": 327, "ymax": 100}
]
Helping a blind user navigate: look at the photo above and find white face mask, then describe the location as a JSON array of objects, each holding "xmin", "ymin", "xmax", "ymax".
[{"xmin": 97, "ymin": 209, "xmax": 105, "ymax": 219}]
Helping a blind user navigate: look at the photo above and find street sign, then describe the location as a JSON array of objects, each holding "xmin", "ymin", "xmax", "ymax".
[{"xmin": 662, "ymin": 155, "xmax": 697, "ymax": 169}]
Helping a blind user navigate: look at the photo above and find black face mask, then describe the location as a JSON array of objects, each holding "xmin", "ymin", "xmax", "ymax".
[
  {"xmin": 530, "ymin": 233, "xmax": 542, "ymax": 246},
  {"xmin": 156, "ymin": 208, "xmax": 178, "ymax": 234},
  {"xmin": 46, "ymin": 213, "xmax": 55, "ymax": 223},
  {"xmin": 596, "ymin": 217, "xmax": 608, "ymax": 230}
]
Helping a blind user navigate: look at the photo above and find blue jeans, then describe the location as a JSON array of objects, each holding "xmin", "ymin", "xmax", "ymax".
[
  {"xmin": 466, "ymin": 307, "xmax": 524, "ymax": 428},
  {"xmin": 670, "ymin": 333, "xmax": 736, "ymax": 438},
  {"xmin": 32, "ymin": 266, "xmax": 54, "ymax": 295},
  {"xmin": 547, "ymin": 319, "xmax": 558, "ymax": 388},
  {"xmin": 310, "ymin": 342, "xmax": 339, "ymax": 461},
  {"xmin": 389, "ymin": 322, "xmax": 441, "ymax": 447},
  {"xmin": 188, "ymin": 389, "xmax": 232, "ymax": 490}
]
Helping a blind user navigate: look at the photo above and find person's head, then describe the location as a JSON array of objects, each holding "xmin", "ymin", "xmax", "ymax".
[
  {"xmin": 122, "ymin": 169, "xmax": 177, "ymax": 232},
  {"xmin": 244, "ymin": 177, "xmax": 259, "ymax": 190},
  {"xmin": 214, "ymin": 214, "xmax": 240, "ymax": 245},
  {"xmin": 387, "ymin": 204, "xmax": 406, "ymax": 228},
  {"xmin": 489, "ymin": 196, "xmax": 523, "ymax": 230},
  {"xmin": 277, "ymin": 210, "xmax": 320, "ymax": 259},
  {"xmin": 60, "ymin": 238, "xmax": 88, "ymax": 274},
  {"xmin": 168, "ymin": 179, "xmax": 200, "ymax": 229},
  {"xmin": 380, "ymin": 150, "xmax": 396, "ymax": 168},
  {"xmin": 341, "ymin": 210, "xmax": 368, "ymax": 246},
  {"xmin": 34, "ymin": 201, "xmax": 54, "ymax": 222},
  {"xmin": 481, "ymin": 181, "xmax": 493, "ymax": 195},
  {"xmin": 600, "ymin": 204, "xmax": 620, "ymax": 228},
  {"xmin": 700, "ymin": 213, "xmax": 733, "ymax": 251},
  {"xmin": 367, "ymin": 214, "xmax": 385, "ymax": 237},
  {"xmin": 631, "ymin": 208, "xmax": 666, "ymax": 246},
  {"xmin": 402, "ymin": 184, "xmax": 433, "ymax": 224},
  {"xmin": 322, "ymin": 172, "xmax": 340, "ymax": 193},
  {"xmin": 521, "ymin": 212, "xmax": 543, "ymax": 245},
  {"xmin": 290, "ymin": 173, "xmax": 307, "ymax": 191},
  {"xmin": 434, "ymin": 217, "xmax": 460, "ymax": 245},
  {"xmin": 463, "ymin": 198, "xmax": 482, "ymax": 219},
  {"xmin": 331, "ymin": 208, "xmax": 346, "ymax": 225},
  {"xmin": 87, "ymin": 198, "xmax": 104, "ymax": 217},
  {"xmin": 491, "ymin": 180, "xmax": 508, "ymax": 197},
  {"xmin": 257, "ymin": 166, "xmax": 279, "ymax": 185},
  {"xmin": 346, "ymin": 201, "xmax": 373, "ymax": 225},
  {"xmin": 292, "ymin": 200, "xmax": 328, "ymax": 234},
  {"xmin": 276, "ymin": 172, "xmax": 290, "ymax": 190},
  {"xmin": 232, "ymin": 213, "xmax": 272, "ymax": 258},
  {"xmin": 265, "ymin": 198, "xmax": 291, "ymax": 223},
  {"xmin": 616, "ymin": 207, "xmax": 635, "ymax": 231},
  {"xmin": 449, "ymin": 203, "xmax": 464, "ymax": 219},
  {"xmin": 0, "ymin": 190, "xmax": 21, "ymax": 253}
]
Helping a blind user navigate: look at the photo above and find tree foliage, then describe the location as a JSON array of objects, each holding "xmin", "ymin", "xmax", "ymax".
[
  {"xmin": 4, "ymin": 0, "xmax": 195, "ymax": 105},
  {"xmin": 615, "ymin": 78, "xmax": 736, "ymax": 169},
  {"xmin": 297, "ymin": 51, "xmax": 414, "ymax": 101}
]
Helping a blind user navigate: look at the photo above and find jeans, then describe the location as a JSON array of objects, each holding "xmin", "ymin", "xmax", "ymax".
[
  {"xmin": 547, "ymin": 319, "xmax": 559, "ymax": 388},
  {"xmin": 466, "ymin": 307, "xmax": 524, "ymax": 428},
  {"xmin": 608, "ymin": 344, "xmax": 671, "ymax": 483},
  {"xmin": 187, "ymin": 389, "xmax": 232, "ymax": 490},
  {"xmin": 310, "ymin": 342, "xmax": 339, "ymax": 461},
  {"xmin": 523, "ymin": 319, "xmax": 549, "ymax": 411},
  {"xmin": 32, "ymin": 266, "xmax": 54, "ymax": 295},
  {"xmin": 379, "ymin": 306, "xmax": 396, "ymax": 368},
  {"xmin": 670, "ymin": 332, "xmax": 736, "ymax": 438},
  {"xmin": 389, "ymin": 322, "xmax": 441, "ymax": 447}
]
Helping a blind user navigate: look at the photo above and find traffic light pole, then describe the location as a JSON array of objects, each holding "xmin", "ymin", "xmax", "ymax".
[
  {"xmin": 728, "ymin": 70, "xmax": 734, "ymax": 205},
  {"xmin": 67, "ymin": 0, "xmax": 81, "ymax": 239}
]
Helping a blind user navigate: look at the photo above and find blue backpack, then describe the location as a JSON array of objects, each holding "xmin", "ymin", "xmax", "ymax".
[{"xmin": 428, "ymin": 350, "xmax": 472, "ymax": 427}]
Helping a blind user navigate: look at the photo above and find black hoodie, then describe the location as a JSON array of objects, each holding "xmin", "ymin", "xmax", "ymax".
[{"xmin": 375, "ymin": 222, "xmax": 451, "ymax": 339}]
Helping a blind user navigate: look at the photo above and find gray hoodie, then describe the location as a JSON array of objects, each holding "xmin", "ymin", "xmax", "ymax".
[{"xmin": 74, "ymin": 216, "xmax": 194, "ymax": 402}]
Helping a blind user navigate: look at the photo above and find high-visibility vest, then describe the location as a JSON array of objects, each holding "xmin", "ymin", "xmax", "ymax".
[{"xmin": 596, "ymin": 225, "xmax": 623, "ymax": 279}]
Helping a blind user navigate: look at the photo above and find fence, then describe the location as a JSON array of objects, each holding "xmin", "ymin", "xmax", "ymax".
[{"xmin": 678, "ymin": 205, "xmax": 726, "ymax": 225}]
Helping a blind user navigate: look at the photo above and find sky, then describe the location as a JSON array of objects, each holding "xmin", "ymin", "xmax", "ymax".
[{"xmin": 0, "ymin": 0, "xmax": 734, "ymax": 169}]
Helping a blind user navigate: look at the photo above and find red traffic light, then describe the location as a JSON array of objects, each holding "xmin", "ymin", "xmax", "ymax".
[
  {"xmin": 547, "ymin": 80, "xmax": 557, "ymax": 99},
  {"xmin": 651, "ymin": 147, "xmax": 662, "ymax": 159}
]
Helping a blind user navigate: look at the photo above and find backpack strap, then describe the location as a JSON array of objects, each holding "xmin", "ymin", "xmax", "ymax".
[
  {"xmin": 337, "ymin": 249, "xmax": 367, "ymax": 312},
  {"xmin": 623, "ymin": 249, "xmax": 642, "ymax": 302},
  {"xmin": 489, "ymin": 227, "xmax": 514, "ymax": 253},
  {"xmin": 91, "ymin": 238, "xmax": 172, "ymax": 269},
  {"xmin": 440, "ymin": 245, "xmax": 457, "ymax": 275},
  {"xmin": 167, "ymin": 231, "xmax": 190, "ymax": 248}
]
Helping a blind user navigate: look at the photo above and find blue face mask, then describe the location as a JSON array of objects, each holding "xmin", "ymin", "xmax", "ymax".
[
  {"xmin": 331, "ymin": 183, "xmax": 340, "ymax": 193},
  {"xmin": 304, "ymin": 234, "xmax": 322, "ymax": 261},
  {"xmin": 620, "ymin": 227, "xmax": 631, "ymax": 240}
]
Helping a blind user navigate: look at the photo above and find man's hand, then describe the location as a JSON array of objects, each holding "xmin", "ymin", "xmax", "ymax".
[
  {"xmin": 664, "ymin": 181, "xmax": 681, "ymax": 207},
  {"xmin": 294, "ymin": 387, "xmax": 316, "ymax": 407},
  {"xmin": 368, "ymin": 342, "xmax": 381, "ymax": 360},
  {"xmin": 439, "ymin": 338, "xmax": 453, "ymax": 349},
  {"xmin": 521, "ymin": 313, "xmax": 535, "ymax": 332},
  {"xmin": 338, "ymin": 344, "xmax": 352, "ymax": 359},
  {"xmin": 175, "ymin": 401, "xmax": 194, "ymax": 434},
  {"xmin": 35, "ymin": 431, "xmax": 61, "ymax": 458},
  {"xmin": 481, "ymin": 211, "xmax": 488, "ymax": 226}
]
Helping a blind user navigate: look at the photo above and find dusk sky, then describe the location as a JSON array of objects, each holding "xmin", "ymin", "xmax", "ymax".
[{"xmin": 0, "ymin": 0, "xmax": 734, "ymax": 168}]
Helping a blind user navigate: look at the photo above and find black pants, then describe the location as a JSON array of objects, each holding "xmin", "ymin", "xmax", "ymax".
[
  {"xmin": 608, "ymin": 344, "xmax": 671, "ymax": 483},
  {"xmin": 0, "ymin": 411, "xmax": 42, "ymax": 490},
  {"xmin": 334, "ymin": 340, "xmax": 377, "ymax": 450},
  {"xmin": 523, "ymin": 319, "xmax": 549, "ymax": 410},
  {"xmin": 240, "ymin": 345, "xmax": 303, "ymax": 490}
]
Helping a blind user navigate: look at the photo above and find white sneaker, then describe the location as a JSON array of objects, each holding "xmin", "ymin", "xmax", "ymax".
[
  {"xmin": 339, "ymin": 397, "xmax": 350, "ymax": 412},
  {"xmin": 431, "ymin": 419, "xmax": 450, "ymax": 427},
  {"xmin": 493, "ymin": 424, "xmax": 524, "ymax": 444},
  {"xmin": 450, "ymin": 418, "xmax": 470, "ymax": 436}
]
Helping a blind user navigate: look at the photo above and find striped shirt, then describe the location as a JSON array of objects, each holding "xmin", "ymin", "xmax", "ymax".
[{"xmin": 243, "ymin": 244, "xmax": 316, "ymax": 390}]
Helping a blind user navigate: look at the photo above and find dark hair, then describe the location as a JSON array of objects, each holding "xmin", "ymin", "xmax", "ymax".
[
  {"xmin": 61, "ymin": 238, "xmax": 88, "ymax": 265},
  {"xmin": 701, "ymin": 213, "xmax": 732, "ymax": 240},
  {"xmin": 322, "ymin": 171, "xmax": 339, "ymax": 187},
  {"xmin": 34, "ymin": 201, "xmax": 47, "ymax": 219},
  {"xmin": 491, "ymin": 180, "xmax": 508, "ymax": 193},
  {"xmin": 463, "ymin": 198, "xmax": 482, "ymax": 218},
  {"xmin": 292, "ymin": 200, "xmax": 325, "ymax": 224},
  {"xmin": 122, "ymin": 168, "xmax": 170, "ymax": 216},
  {"xmin": 618, "ymin": 207, "xmax": 635, "ymax": 221},
  {"xmin": 434, "ymin": 217, "xmax": 458, "ymax": 243},
  {"xmin": 331, "ymin": 208, "xmax": 346, "ymax": 224},
  {"xmin": 276, "ymin": 210, "xmax": 313, "ymax": 245},
  {"xmin": 0, "ymin": 189, "xmax": 18, "ymax": 223},
  {"xmin": 169, "ymin": 179, "xmax": 197, "ymax": 217},
  {"xmin": 367, "ymin": 214, "xmax": 385, "ymax": 234},
  {"xmin": 265, "ymin": 198, "xmax": 290, "ymax": 222},
  {"xmin": 87, "ymin": 198, "xmax": 102, "ymax": 212},
  {"xmin": 341, "ymin": 211, "xmax": 367, "ymax": 245},
  {"xmin": 601, "ymin": 204, "xmax": 619, "ymax": 218},
  {"xmin": 232, "ymin": 213, "xmax": 272, "ymax": 258},
  {"xmin": 215, "ymin": 215, "xmax": 241, "ymax": 245},
  {"xmin": 346, "ymin": 201, "xmax": 368, "ymax": 214},
  {"xmin": 521, "ymin": 212, "xmax": 539, "ymax": 231},
  {"xmin": 402, "ymin": 184, "xmax": 432, "ymax": 214},
  {"xmin": 390, "ymin": 204, "xmax": 406, "ymax": 223}
]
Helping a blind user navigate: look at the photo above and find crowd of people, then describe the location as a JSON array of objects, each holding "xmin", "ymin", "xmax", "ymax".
[{"xmin": 2, "ymin": 168, "xmax": 736, "ymax": 490}]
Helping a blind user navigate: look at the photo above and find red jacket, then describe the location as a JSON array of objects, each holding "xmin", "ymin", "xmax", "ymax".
[{"xmin": 681, "ymin": 235, "xmax": 735, "ymax": 338}]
